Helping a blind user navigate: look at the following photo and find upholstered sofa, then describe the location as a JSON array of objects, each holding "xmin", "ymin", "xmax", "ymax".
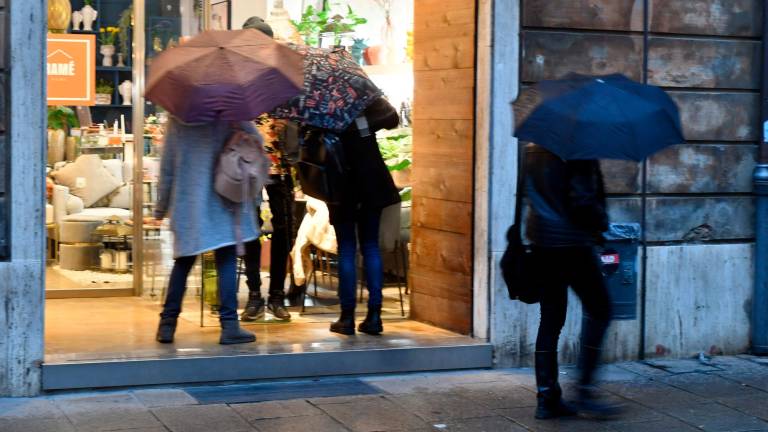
[{"xmin": 50, "ymin": 155, "xmax": 132, "ymax": 270}]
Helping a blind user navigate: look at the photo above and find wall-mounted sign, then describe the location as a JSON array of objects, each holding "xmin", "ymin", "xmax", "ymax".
[{"xmin": 47, "ymin": 34, "xmax": 95, "ymax": 106}]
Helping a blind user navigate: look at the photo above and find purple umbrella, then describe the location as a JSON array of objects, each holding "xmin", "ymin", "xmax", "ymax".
[{"xmin": 145, "ymin": 29, "xmax": 304, "ymax": 123}]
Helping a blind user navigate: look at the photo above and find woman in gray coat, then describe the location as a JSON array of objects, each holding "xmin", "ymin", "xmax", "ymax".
[{"xmin": 154, "ymin": 118, "xmax": 261, "ymax": 345}]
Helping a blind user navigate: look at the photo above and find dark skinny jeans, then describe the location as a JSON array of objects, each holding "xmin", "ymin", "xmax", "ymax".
[
  {"xmin": 243, "ymin": 175, "xmax": 294, "ymax": 302},
  {"xmin": 533, "ymin": 246, "xmax": 612, "ymax": 384},
  {"xmin": 160, "ymin": 245, "xmax": 239, "ymax": 322},
  {"xmin": 333, "ymin": 209, "xmax": 383, "ymax": 310}
]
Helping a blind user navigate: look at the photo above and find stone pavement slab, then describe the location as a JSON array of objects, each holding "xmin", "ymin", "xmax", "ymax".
[
  {"xmin": 495, "ymin": 407, "xmax": 615, "ymax": 432},
  {"xmin": 660, "ymin": 373, "xmax": 765, "ymax": 399},
  {"xmin": 53, "ymin": 393, "xmax": 162, "ymax": 432},
  {"xmin": 664, "ymin": 402, "xmax": 768, "ymax": 432},
  {"xmin": 718, "ymin": 395, "xmax": 768, "ymax": 421},
  {"xmin": 0, "ymin": 398, "xmax": 64, "ymax": 419},
  {"xmin": 607, "ymin": 416, "xmax": 701, "ymax": 432},
  {"xmin": 449, "ymin": 382, "xmax": 537, "ymax": 409},
  {"xmin": 232, "ymin": 399, "xmax": 322, "ymax": 421},
  {"xmin": 133, "ymin": 389, "xmax": 199, "ymax": 408},
  {"xmin": 315, "ymin": 395, "xmax": 429, "ymax": 431},
  {"xmin": 0, "ymin": 416, "xmax": 77, "ymax": 432},
  {"xmin": 431, "ymin": 415, "xmax": 528, "ymax": 431},
  {"xmin": 387, "ymin": 393, "xmax": 494, "ymax": 422},
  {"xmin": 152, "ymin": 404, "xmax": 255, "ymax": 432},
  {"xmin": 250, "ymin": 413, "xmax": 350, "ymax": 432}
]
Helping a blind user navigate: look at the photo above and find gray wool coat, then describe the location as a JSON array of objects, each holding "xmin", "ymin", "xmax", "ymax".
[{"xmin": 155, "ymin": 118, "xmax": 261, "ymax": 258}]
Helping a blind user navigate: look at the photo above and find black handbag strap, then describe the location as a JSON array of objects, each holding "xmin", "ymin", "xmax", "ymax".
[{"xmin": 514, "ymin": 143, "xmax": 526, "ymax": 230}]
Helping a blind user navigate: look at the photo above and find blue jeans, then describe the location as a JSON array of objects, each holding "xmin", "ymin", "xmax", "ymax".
[
  {"xmin": 333, "ymin": 210, "xmax": 383, "ymax": 310},
  {"xmin": 160, "ymin": 245, "xmax": 239, "ymax": 322}
]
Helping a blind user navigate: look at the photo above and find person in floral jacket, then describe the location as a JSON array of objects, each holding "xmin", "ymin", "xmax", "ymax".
[{"xmin": 240, "ymin": 17, "xmax": 298, "ymax": 321}]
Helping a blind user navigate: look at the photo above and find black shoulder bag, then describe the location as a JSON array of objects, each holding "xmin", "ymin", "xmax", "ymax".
[{"xmin": 499, "ymin": 144, "xmax": 542, "ymax": 304}]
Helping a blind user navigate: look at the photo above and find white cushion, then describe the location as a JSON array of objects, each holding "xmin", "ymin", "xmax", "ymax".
[
  {"xmin": 108, "ymin": 184, "xmax": 132, "ymax": 209},
  {"xmin": 65, "ymin": 194, "xmax": 85, "ymax": 215},
  {"xmin": 102, "ymin": 159, "xmax": 124, "ymax": 183},
  {"xmin": 63, "ymin": 207, "xmax": 131, "ymax": 222},
  {"xmin": 51, "ymin": 155, "xmax": 122, "ymax": 207}
]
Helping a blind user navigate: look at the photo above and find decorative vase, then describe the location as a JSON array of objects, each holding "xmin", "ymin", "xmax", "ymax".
[
  {"xmin": 48, "ymin": 0, "xmax": 72, "ymax": 34},
  {"xmin": 116, "ymin": 53, "xmax": 126, "ymax": 67},
  {"xmin": 95, "ymin": 93, "xmax": 112, "ymax": 105},
  {"xmin": 47, "ymin": 129, "xmax": 66, "ymax": 165},
  {"xmin": 80, "ymin": 4, "xmax": 98, "ymax": 32},
  {"xmin": 118, "ymin": 80, "xmax": 133, "ymax": 105},
  {"xmin": 100, "ymin": 45, "xmax": 115, "ymax": 67},
  {"xmin": 71, "ymin": 10, "xmax": 83, "ymax": 31}
]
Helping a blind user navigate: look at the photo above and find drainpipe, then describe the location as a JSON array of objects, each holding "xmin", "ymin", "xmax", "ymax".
[{"xmin": 752, "ymin": 4, "xmax": 768, "ymax": 356}]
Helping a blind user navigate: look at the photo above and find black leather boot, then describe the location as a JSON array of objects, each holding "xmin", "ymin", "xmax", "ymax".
[
  {"xmin": 156, "ymin": 317, "xmax": 177, "ymax": 344},
  {"xmin": 330, "ymin": 307, "xmax": 356, "ymax": 335},
  {"xmin": 534, "ymin": 351, "xmax": 576, "ymax": 419},
  {"xmin": 286, "ymin": 283, "xmax": 306, "ymax": 307},
  {"xmin": 574, "ymin": 345, "xmax": 622, "ymax": 418},
  {"xmin": 358, "ymin": 305, "xmax": 383, "ymax": 335}
]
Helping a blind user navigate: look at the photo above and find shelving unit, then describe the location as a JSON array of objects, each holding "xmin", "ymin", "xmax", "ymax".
[{"xmin": 69, "ymin": 0, "xmax": 133, "ymax": 131}]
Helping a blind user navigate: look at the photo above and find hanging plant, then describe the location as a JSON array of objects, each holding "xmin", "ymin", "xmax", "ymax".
[{"xmin": 47, "ymin": 106, "xmax": 79, "ymax": 132}]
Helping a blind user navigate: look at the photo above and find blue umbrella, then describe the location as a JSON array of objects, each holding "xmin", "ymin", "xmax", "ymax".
[{"xmin": 515, "ymin": 73, "xmax": 684, "ymax": 161}]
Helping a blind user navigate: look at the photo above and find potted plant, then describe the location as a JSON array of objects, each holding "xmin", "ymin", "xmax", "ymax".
[
  {"xmin": 47, "ymin": 106, "xmax": 79, "ymax": 165},
  {"xmin": 98, "ymin": 27, "xmax": 120, "ymax": 67},
  {"xmin": 320, "ymin": 6, "xmax": 367, "ymax": 47},
  {"xmin": 117, "ymin": 6, "xmax": 133, "ymax": 67},
  {"xmin": 96, "ymin": 79, "xmax": 113, "ymax": 105}
]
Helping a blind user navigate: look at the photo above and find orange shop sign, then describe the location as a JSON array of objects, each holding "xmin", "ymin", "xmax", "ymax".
[{"xmin": 47, "ymin": 33, "xmax": 95, "ymax": 106}]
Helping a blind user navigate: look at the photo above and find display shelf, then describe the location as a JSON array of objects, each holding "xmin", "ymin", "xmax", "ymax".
[
  {"xmin": 93, "ymin": 104, "xmax": 132, "ymax": 109},
  {"xmin": 71, "ymin": 30, "xmax": 99, "ymax": 35},
  {"xmin": 97, "ymin": 66, "xmax": 132, "ymax": 72}
]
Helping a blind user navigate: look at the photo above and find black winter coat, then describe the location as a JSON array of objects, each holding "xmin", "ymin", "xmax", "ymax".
[
  {"xmin": 327, "ymin": 128, "xmax": 401, "ymax": 225},
  {"xmin": 524, "ymin": 145, "xmax": 608, "ymax": 247}
]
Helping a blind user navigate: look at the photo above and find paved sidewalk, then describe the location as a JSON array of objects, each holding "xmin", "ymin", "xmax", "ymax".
[{"xmin": 1, "ymin": 355, "xmax": 768, "ymax": 431}]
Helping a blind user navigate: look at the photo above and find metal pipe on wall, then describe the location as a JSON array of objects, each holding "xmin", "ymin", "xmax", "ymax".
[{"xmin": 751, "ymin": 3, "xmax": 768, "ymax": 356}]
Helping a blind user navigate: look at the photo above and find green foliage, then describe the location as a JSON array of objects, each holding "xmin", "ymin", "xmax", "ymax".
[
  {"xmin": 47, "ymin": 106, "xmax": 79, "ymax": 131},
  {"xmin": 377, "ymin": 131, "xmax": 412, "ymax": 172},
  {"xmin": 293, "ymin": 3, "xmax": 368, "ymax": 47},
  {"xmin": 96, "ymin": 79, "xmax": 114, "ymax": 95},
  {"xmin": 84, "ymin": 0, "xmax": 93, "ymax": 6},
  {"xmin": 118, "ymin": 6, "xmax": 133, "ymax": 56}
]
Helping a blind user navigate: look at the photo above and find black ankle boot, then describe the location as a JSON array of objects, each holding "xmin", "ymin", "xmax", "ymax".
[
  {"xmin": 358, "ymin": 305, "xmax": 383, "ymax": 335},
  {"xmin": 534, "ymin": 351, "xmax": 576, "ymax": 419},
  {"xmin": 330, "ymin": 307, "xmax": 355, "ymax": 335},
  {"xmin": 574, "ymin": 346, "xmax": 623, "ymax": 418},
  {"xmin": 156, "ymin": 317, "xmax": 177, "ymax": 343}
]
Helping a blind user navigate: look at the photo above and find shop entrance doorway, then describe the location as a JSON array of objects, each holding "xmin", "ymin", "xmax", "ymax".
[{"xmin": 42, "ymin": 0, "xmax": 488, "ymax": 391}]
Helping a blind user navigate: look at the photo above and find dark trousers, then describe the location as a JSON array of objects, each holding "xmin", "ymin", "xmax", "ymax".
[
  {"xmin": 243, "ymin": 175, "xmax": 294, "ymax": 302},
  {"xmin": 533, "ymin": 246, "xmax": 612, "ymax": 385},
  {"xmin": 161, "ymin": 245, "xmax": 238, "ymax": 322},
  {"xmin": 333, "ymin": 209, "xmax": 383, "ymax": 310}
]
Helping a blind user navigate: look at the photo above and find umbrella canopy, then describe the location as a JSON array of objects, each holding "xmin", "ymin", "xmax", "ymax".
[
  {"xmin": 271, "ymin": 44, "xmax": 382, "ymax": 132},
  {"xmin": 515, "ymin": 73, "xmax": 684, "ymax": 161},
  {"xmin": 145, "ymin": 29, "xmax": 304, "ymax": 123}
]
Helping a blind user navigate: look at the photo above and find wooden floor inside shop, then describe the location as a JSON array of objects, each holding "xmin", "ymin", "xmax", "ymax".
[{"xmin": 44, "ymin": 286, "xmax": 474, "ymax": 364}]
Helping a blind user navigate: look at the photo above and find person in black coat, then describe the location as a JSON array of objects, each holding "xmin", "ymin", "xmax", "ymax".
[
  {"xmin": 524, "ymin": 144, "xmax": 620, "ymax": 419},
  {"xmin": 327, "ymin": 123, "xmax": 401, "ymax": 336}
]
